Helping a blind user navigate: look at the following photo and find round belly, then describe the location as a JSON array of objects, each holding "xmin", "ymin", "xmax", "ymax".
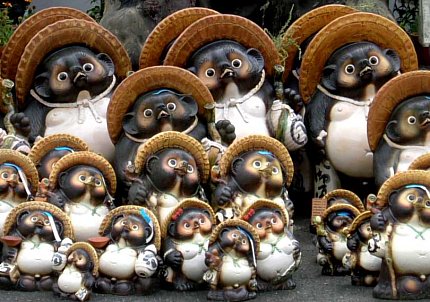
[
  {"xmin": 99, "ymin": 247, "xmax": 137, "ymax": 279},
  {"xmin": 398, "ymin": 148, "xmax": 430, "ymax": 172},
  {"xmin": 66, "ymin": 205, "xmax": 108, "ymax": 241},
  {"xmin": 359, "ymin": 249, "xmax": 382, "ymax": 272},
  {"xmin": 181, "ymin": 251, "xmax": 207, "ymax": 282},
  {"xmin": 257, "ymin": 251, "xmax": 295, "ymax": 281},
  {"xmin": 219, "ymin": 258, "xmax": 252, "ymax": 286},
  {"xmin": 57, "ymin": 270, "xmax": 83, "ymax": 293},
  {"xmin": 0, "ymin": 204, "xmax": 13, "ymax": 236},
  {"xmin": 17, "ymin": 244, "xmax": 54, "ymax": 275},
  {"xmin": 332, "ymin": 240, "xmax": 349, "ymax": 261}
]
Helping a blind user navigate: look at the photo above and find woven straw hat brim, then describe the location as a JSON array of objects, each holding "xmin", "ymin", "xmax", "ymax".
[
  {"xmin": 48, "ymin": 151, "xmax": 116, "ymax": 194},
  {"xmin": 219, "ymin": 135, "xmax": 294, "ymax": 187},
  {"xmin": 1, "ymin": 7, "xmax": 94, "ymax": 81},
  {"xmin": 66, "ymin": 242, "xmax": 99, "ymax": 276},
  {"xmin": 134, "ymin": 131, "xmax": 210, "ymax": 183},
  {"xmin": 409, "ymin": 153, "xmax": 430, "ymax": 170},
  {"xmin": 107, "ymin": 66, "xmax": 214, "ymax": 143},
  {"xmin": 209, "ymin": 219, "xmax": 260, "ymax": 252},
  {"xmin": 345, "ymin": 210, "xmax": 373, "ymax": 235},
  {"xmin": 376, "ymin": 170, "xmax": 430, "ymax": 209},
  {"xmin": 321, "ymin": 203, "xmax": 362, "ymax": 221},
  {"xmin": 160, "ymin": 198, "xmax": 215, "ymax": 238},
  {"xmin": 240, "ymin": 199, "xmax": 289, "ymax": 227},
  {"xmin": 163, "ymin": 14, "xmax": 280, "ymax": 77},
  {"xmin": 0, "ymin": 150, "xmax": 38, "ymax": 194},
  {"xmin": 299, "ymin": 12, "xmax": 418, "ymax": 103},
  {"xmin": 15, "ymin": 19, "xmax": 132, "ymax": 106},
  {"xmin": 3, "ymin": 201, "xmax": 74, "ymax": 239},
  {"xmin": 28, "ymin": 134, "xmax": 89, "ymax": 166},
  {"xmin": 139, "ymin": 8, "xmax": 219, "ymax": 69},
  {"xmin": 282, "ymin": 4, "xmax": 356, "ymax": 80},
  {"xmin": 323, "ymin": 189, "xmax": 365, "ymax": 212},
  {"xmin": 98, "ymin": 206, "xmax": 161, "ymax": 251},
  {"xmin": 367, "ymin": 71, "xmax": 430, "ymax": 151}
]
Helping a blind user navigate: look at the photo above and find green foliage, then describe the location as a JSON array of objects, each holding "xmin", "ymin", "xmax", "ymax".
[
  {"xmin": 0, "ymin": 8, "xmax": 14, "ymax": 46},
  {"xmin": 87, "ymin": 0, "xmax": 105, "ymax": 22}
]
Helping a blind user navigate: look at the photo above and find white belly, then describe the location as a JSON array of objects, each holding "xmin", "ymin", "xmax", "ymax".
[
  {"xmin": 359, "ymin": 246, "xmax": 382, "ymax": 272},
  {"xmin": 332, "ymin": 239, "xmax": 349, "ymax": 261},
  {"xmin": 44, "ymin": 97, "xmax": 114, "ymax": 161},
  {"xmin": 17, "ymin": 241, "xmax": 55, "ymax": 275},
  {"xmin": 219, "ymin": 256, "xmax": 252, "ymax": 286},
  {"xmin": 156, "ymin": 194, "xmax": 180, "ymax": 224},
  {"xmin": 326, "ymin": 102, "xmax": 373, "ymax": 177},
  {"xmin": 0, "ymin": 201, "xmax": 14, "ymax": 236},
  {"xmin": 99, "ymin": 245, "xmax": 137, "ymax": 279},
  {"xmin": 397, "ymin": 147, "xmax": 430, "ymax": 172},
  {"xmin": 180, "ymin": 245, "xmax": 207, "ymax": 282},
  {"xmin": 257, "ymin": 240, "xmax": 296, "ymax": 281},
  {"xmin": 57, "ymin": 268, "xmax": 83, "ymax": 293}
]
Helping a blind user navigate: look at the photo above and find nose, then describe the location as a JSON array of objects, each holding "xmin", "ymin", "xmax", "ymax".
[
  {"xmin": 265, "ymin": 219, "xmax": 272, "ymax": 228},
  {"xmin": 193, "ymin": 220, "xmax": 200, "ymax": 229},
  {"xmin": 359, "ymin": 59, "xmax": 370, "ymax": 69},
  {"xmin": 420, "ymin": 111, "xmax": 430, "ymax": 119}
]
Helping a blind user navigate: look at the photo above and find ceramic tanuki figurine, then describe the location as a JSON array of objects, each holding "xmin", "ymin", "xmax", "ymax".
[
  {"xmin": 343, "ymin": 211, "xmax": 381, "ymax": 286},
  {"xmin": 203, "ymin": 219, "xmax": 259, "ymax": 301},
  {"xmin": 52, "ymin": 242, "xmax": 98, "ymax": 301},
  {"xmin": 299, "ymin": 12, "xmax": 418, "ymax": 197},
  {"xmin": 164, "ymin": 14, "xmax": 307, "ymax": 151},
  {"xmin": 90, "ymin": 205, "xmax": 161, "ymax": 296},
  {"xmin": 368, "ymin": 170, "xmax": 430, "ymax": 299},
  {"xmin": 313, "ymin": 203, "xmax": 361, "ymax": 276},
  {"xmin": 127, "ymin": 131, "xmax": 210, "ymax": 226},
  {"xmin": 0, "ymin": 202, "xmax": 74, "ymax": 291},
  {"xmin": 323, "ymin": 189, "xmax": 366, "ymax": 211},
  {"xmin": 47, "ymin": 151, "xmax": 116, "ymax": 242},
  {"xmin": 241, "ymin": 199, "xmax": 301, "ymax": 291},
  {"xmin": 212, "ymin": 135, "xmax": 294, "ymax": 223},
  {"xmin": 10, "ymin": 14, "xmax": 131, "ymax": 160},
  {"xmin": 368, "ymin": 71, "xmax": 430, "ymax": 187},
  {"xmin": 162, "ymin": 198, "xmax": 215, "ymax": 291}
]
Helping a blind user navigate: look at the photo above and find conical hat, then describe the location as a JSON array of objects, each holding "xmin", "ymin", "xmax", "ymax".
[
  {"xmin": 160, "ymin": 198, "xmax": 215, "ymax": 238},
  {"xmin": 48, "ymin": 151, "xmax": 116, "ymax": 194},
  {"xmin": 376, "ymin": 170, "xmax": 430, "ymax": 209},
  {"xmin": 1, "ymin": 7, "xmax": 94, "ymax": 81},
  {"xmin": 321, "ymin": 203, "xmax": 361, "ymax": 221},
  {"xmin": 323, "ymin": 189, "xmax": 365, "ymax": 212},
  {"xmin": 241, "ymin": 198, "xmax": 289, "ymax": 227},
  {"xmin": 139, "ymin": 7, "xmax": 219, "ymax": 68},
  {"xmin": 282, "ymin": 4, "xmax": 356, "ymax": 80},
  {"xmin": 299, "ymin": 12, "xmax": 418, "ymax": 103},
  {"xmin": 66, "ymin": 242, "xmax": 99, "ymax": 276},
  {"xmin": 3, "ymin": 201, "xmax": 74, "ymax": 239},
  {"xmin": 344, "ymin": 210, "xmax": 373, "ymax": 235},
  {"xmin": 367, "ymin": 71, "xmax": 430, "ymax": 151},
  {"xmin": 15, "ymin": 18, "xmax": 132, "ymax": 106},
  {"xmin": 0, "ymin": 149, "xmax": 38, "ymax": 195},
  {"xmin": 409, "ymin": 152, "xmax": 430, "ymax": 170},
  {"xmin": 107, "ymin": 66, "xmax": 214, "ymax": 143},
  {"xmin": 98, "ymin": 205, "xmax": 161, "ymax": 250},
  {"xmin": 163, "ymin": 14, "xmax": 280, "ymax": 77},
  {"xmin": 28, "ymin": 134, "xmax": 89, "ymax": 166},
  {"xmin": 134, "ymin": 131, "xmax": 210, "ymax": 183},
  {"xmin": 219, "ymin": 135, "xmax": 294, "ymax": 187}
]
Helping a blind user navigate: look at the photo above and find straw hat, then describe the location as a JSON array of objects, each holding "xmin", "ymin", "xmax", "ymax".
[
  {"xmin": 66, "ymin": 242, "xmax": 99, "ymax": 276},
  {"xmin": 282, "ymin": 4, "xmax": 356, "ymax": 80},
  {"xmin": 367, "ymin": 71, "xmax": 430, "ymax": 151},
  {"xmin": 98, "ymin": 205, "xmax": 161, "ymax": 250},
  {"xmin": 15, "ymin": 18, "xmax": 132, "ymax": 106},
  {"xmin": 0, "ymin": 149, "xmax": 39, "ymax": 195},
  {"xmin": 321, "ymin": 203, "xmax": 361, "ymax": 222},
  {"xmin": 28, "ymin": 134, "xmax": 89, "ymax": 166},
  {"xmin": 409, "ymin": 152, "xmax": 430, "ymax": 170},
  {"xmin": 344, "ymin": 210, "xmax": 373, "ymax": 236},
  {"xmin": 160, "ymin": 198, "xmax": 215, "ymax": 238},
  {"xmin": 299, "ymin": 12, "xmax": 418, "ymax": 103},
  {"xmin": 133, "ymin": 131, "xmax": 210, "ymax": 183},
  {"xmin": 139, "ymin": 7, "xmax": 219, "ymax": 68},
  {"xmin": 163, "ymin": 14, "xmax": 280, "ymax": 77},
  {"xmin": 107, "ymin": 66, "xmax": 214, "ymax": 143},
  {"xmin": 218, "ymin": 135, "xmax": 294, "ymax": 187},
  {"xmin": 241, "ymin": 198, "xmax": 289, "ymax": 227},
  {"xmin": 48, "ymin": 151, "xmax": 116, "ymax": 194},
  {"xmin": 3, "ymin": 201, "xmax": 74, "ymax": 239},
  {"xmin": 1, "ymin": 7, "xmax": 94, "ymax": 81},
  {"xmin": 323, "ymin": 189, "xmax": 365, "ymax": 212}
]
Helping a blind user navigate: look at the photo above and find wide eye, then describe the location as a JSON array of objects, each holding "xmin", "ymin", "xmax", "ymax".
[
  {"xmin": 44, "ymin": 219, "xmax": 50, "ymax": 225},
  {"xmin": 187, "ymin": 165, "xmax": 194, "ymax": 174},
  {"xmin": 79, "ymin": 175, "xmax": 86, "ymax": 182},
  {"xmin": 271, "ymin": 217, "xmax": 277, "ymax": 224},
  {"xmin": 256, "ymin": 223, "xmax": 263, "ymax": 229},
  {"xmin": 272, "ymin": 167, "xmax": 279, "ymax": 175},
  {"xmin": 184, "ymin": 222, "xmax": 191, "ymax": 229},
  {"xmin": 232, "ymin": 233, "xmax": 238, "ymax": 238},
  {"xmin": 1, "ymin": 172, "xmax": 8, "ymax": 179},
  {"xmin": 121, "ymin": 220, "xmax": 127, "ymax": 225},
  {"xmin": 83, "ymin": 63, "xmax": 94, "ymax": 72},
  {"xmin": 408, "ymin": 116, "xmax": 417, "ymax": 125},
  {"xmin": 57, "ymin": 72, "xmax": 68, "ymax": 81},
  {"xmin": 242, "ymin": 239, "xmax": 246, "ymax": 244},
  {"xmin": 166, "ymin": 103, "xmax": 176, "ymax": 111},
  {"xmin": 426, "ymin": 201, "xmax": 430, "ymax": 208},
  {"xmin": 369, "ymin": 56, "xmax": 379, "ymax": 65},
  {"xmin": 31, "ymin": 216, "xmax": 38, "ymax": 222},
  {"xmin": 168, "ymin": 159, "xmax": 177, "ymax": 168},
  {"xmin": 199, "ymin": 218, "xmax": 206, "ymax": 225},
  {"xmin": 205, "ymin": 68, "xmax": 215, "ymax": 78},
  {"xmin": 231, "ymin": 59, "xmax": 242, "ymax": 68},
  {"xmin": 132, "ymin": 225, "xmax": 139, "ymax": 231},
  {"xmin": 252, "ymin": 160, "xmax": 262, "ymax": 169},
  {"xmin": 95, "ymin": 179, "xmax": 102, "ymax": 187},
  {"xmin": 345, "ymin": 64, "xmax": 355, "ymax": 75},
  {"xmin": 407, "ymin": 193, "xmax": 416, "ymax": 202},
  {"xmin": 144, "ymin": 109, "xmax": 153, "ymax": 118}
]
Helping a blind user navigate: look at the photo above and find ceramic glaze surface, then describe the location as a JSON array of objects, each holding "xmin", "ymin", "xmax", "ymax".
[
  {"xmin": 16, "ymin": 240, "xmax": 55, "ymax": 275},
  {"xmin": 65, "ymin": 203, "xmax": 109, "ymax": 241},
  {"xmin": 57, "ymin": 266, "xmax": 83, "ymax": 293},
  {"xmin": 219, "ymin": 255, "xmax": 253, "ymax": 286},
  {"xmin": 99, "ymin": 244, "xmax": 137, "ymax": 279},
  {"xmin": 177, "ymin": 237, "xmax": 209, "ymax": 282},
  {"xmin": 359, "ymin": 245, "xmax": 382, "ymax": 272}
]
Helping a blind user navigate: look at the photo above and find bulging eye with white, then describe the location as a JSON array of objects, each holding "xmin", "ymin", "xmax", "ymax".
[
  {"xmin": 231, "ymin": 59, "xmax": 242, "ymax": 68},
  {"xmin": 168, "ymin": 159, "xmax": 177, "ymax": 168},
  {"xmin": 121, "ymin": 220, "xmax": 127, "ymax": 226},
  {"xmin": 44, "ymin": 219, "xmax": 50, "ymax": 226},
  {"xmin": 256, "ymin": 222, "xmax": 263, "ymax": 229},
  {"xmin": 132, "ymin": 225, "xmax": 139, "ymax": 231},
  {"xmin": 199, "ymin": 218, "xmax": 206, "ymax": 225},
  {"xmin": 83, "ymin": 63, "xmax": 94, "ymax": 72},
  {"xmin": 425, "ymin": 200, "xmax": 430, "ymax": 208},
  {"xmin": 1, "ymin": 172, "xmax": 8, "ymax": 179},
  {"xmin": 57, "ymin": 72, "xmax": 68, "ymax": 81},
  {"xmin": 252, "ymin": 160, "xmax": 262, "ymax": 169},
  {"xmin": 407, "ymin": 193, "xmax": 416, "ymax": 202},
  {"xmin": 408, "ymin": 116, "xmax": 417, "ymax": 125},
  {"xmin": 31, "ymin": 216, "xmax": 38, "ymax": 222},
  {"xmin": 270, "ymin": 217, "xmax": 277, "ymax": 224},
  {"xmin": 184, "ymin": 222, "xmax": 191, "ymax": 229},
  {"xmin": 79, "ymin": 175, "xmax": 87, "ymax": 182},
  {"xmin": 369, "ymin": 56, "xmax": 379, "ymax": 65},
  {"xmin": 272, "ymin": 167, "xmax": 279, "ymax": 175},
  {"xmin": 205, "ymin": 68, "xmax": 215, "ymax": 78},
  {"xmin": 144, "ymin": 109, "xmax": 153, "ymax": 118},
  {"xmin": 344, "ymin": 64, "xmax": 355, "ymax": 75},
  {"xmin": 241, "ymin": 239, "xmax": 246, "ymax": 244},
  {"xmin": 187, "ymin": 165, "xmax": 194, "ymax": 174},
  {"xmin": 166, "ymin": 103, "xmax": 176, "ymax": 111},
  {"xmin": 232, "ymin": 233, "xmax": 238, "ymax": 238},
  {"xmin": 95, "ymin": 179, "xmax": 102, "ymax": 187}
]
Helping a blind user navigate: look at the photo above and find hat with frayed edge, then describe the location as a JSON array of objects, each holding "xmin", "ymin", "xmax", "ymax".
[
  {"xmin": 66, "ymin": 242, "xmax": 99, "ymax": 276},
  {"xmin": 323, "ymin": 189, "xmax": 365, "ymax": 212},
  {"xmin": 241, "ymin": 198, "xmax": 290, "ymax": 227}
]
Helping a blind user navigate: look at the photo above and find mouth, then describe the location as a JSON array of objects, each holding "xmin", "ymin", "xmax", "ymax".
[
  {"xmin": 157, "ymin": 110, "xmax": 170, "ymax": 119},
  {"xmin": 73, "ymin": 72, "xmax": 87, "ymax": 84},
  {"xmin": 174, "ymin": 168, "xmax": 187, "ymax": 176},
  {"xmin": 421, "ymin": 119, "xmax": 430, "ymax": 127},
  {"xmin": 359, "ymin": 66, "xmax": 373, "ymax": 77},
  {"xmin": 220, "ymin": 68, "xmax": 235, "ymax": 79}
]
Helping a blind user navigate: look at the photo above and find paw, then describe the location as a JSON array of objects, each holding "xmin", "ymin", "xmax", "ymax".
[
  {"xmin": 216, "ymin": 186, "xmax": 233, "ymax": 206},
  {"xmin": 215, "ymin": 120, "xmax": 236, "ymax": 145},
  {"xmin": 10, "ymin": 113, "xmax": 31, "ymax": 137},
  {"xmin": 284, "ymin": 88, "xmax": 303, "ymax": 113}
]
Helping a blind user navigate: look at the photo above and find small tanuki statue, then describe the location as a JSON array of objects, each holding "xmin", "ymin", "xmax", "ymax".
[
  {"xmin": 368, "ymin": 71, "xmax": 430, "ymax": 187},
  {"xmin": 241, "ymin": 199, "xmax": 301, "ymax": 291},
  {"xmin": 52, "ymin": 242, "xmax": 98, "ymax": 301},
  {"xmin": 90, "ymin": 205, "xmax": 161, "ymax": 295},
  {"xmin": 300, "ymin": 12, "xmax": 418, "ymax": 197},
  {"xmin": 203, "ymin": 219, "xmax": 259, "ymax": 301},
  {"xmin": 212, "ymin": 135, "xmax": 294, "ymax": 223},
  {"xmin": 162, "ymin": 198, "xmax": 216, "ymax": 291},
  {"xmin": 368, "ymin": 170, "xmax": 430, "ymax": 299},
  {"xmin": 342, "ymin": 210, "xmax": 381, "ymax": 286},
  {"xmin": 322, "ymin": 189, "xmax": 366, "ymax": 211},
  {"xmin": 0, "ymin": 201, "xmax": 74, "ymax": 291},
  {"xmin": 47, "ymin": 151, "xmax": 116, "ymax": 242},
  {"xmin": 127, "ymin": 131, "xmax": 210, "ymax": 226},
  {"xmin": 313, "ymin": 203, "xmax": 361, "ymax": 276}
]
